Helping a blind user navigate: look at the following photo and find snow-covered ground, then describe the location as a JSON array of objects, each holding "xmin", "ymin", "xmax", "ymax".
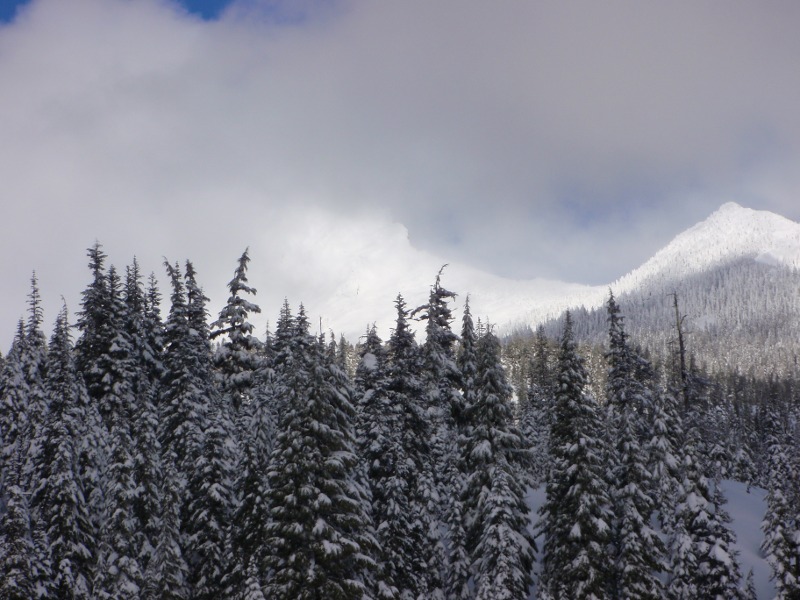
[
  {"xmin": 525, "ymin": 479, "xmax": 776, "ymax": 599},
  {"xmin": 724, "ymin": 480, "xmax": 776, "ymax": 600}
]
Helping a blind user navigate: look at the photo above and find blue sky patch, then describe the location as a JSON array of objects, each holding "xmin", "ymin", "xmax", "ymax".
[
  {"xmin": 178, "ymin": 0, "xmax": 235, "ymax": 20},
  {"xmin": 0, "ymin": 0, "xmax": 30, "ymax": 23},
  {"xmin": 0, "ymin": 0, "xmax": 236, "ymax": 23}
]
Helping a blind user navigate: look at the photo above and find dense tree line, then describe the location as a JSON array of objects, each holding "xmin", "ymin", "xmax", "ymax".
[
  {"xmin": 1, "ymin": 245, "xmax": 798, "ymax": 599},
  {"xmin": 527, "ymin": 258, "xmax": 800, "ymax": 380}
]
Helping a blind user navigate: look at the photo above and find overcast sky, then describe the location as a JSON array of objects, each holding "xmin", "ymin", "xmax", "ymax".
[{"xmin": 2, "ymin": 0, "xmax": 800, "ymax": 349}]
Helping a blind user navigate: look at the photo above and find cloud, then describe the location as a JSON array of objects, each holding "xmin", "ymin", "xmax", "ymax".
[{"xmin": 1, "ymin": 0, "xmax": 799, "ymax": 348}]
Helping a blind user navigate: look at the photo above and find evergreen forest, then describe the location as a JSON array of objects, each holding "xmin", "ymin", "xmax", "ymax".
[{"xmin": 0, "ymin": 244, "xmax": 798, "ymax": 599}]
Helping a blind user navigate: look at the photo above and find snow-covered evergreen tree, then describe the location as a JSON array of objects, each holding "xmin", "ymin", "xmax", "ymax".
[
  {"xmin": 376, "ymin": 294, "xmax": 438, "ymax": 600},
  {"xmin": 518, "ymin": 324, "xmax": 553, "ymax": 486},
  {"xmin": 667, "ymin": 417, "xmax": 744, "ymax": 600},
  {"xmin": 0, "ymin": 439, "xmax": 42, "ymax": 599},
  {"xmin": 124, "ymin": 260, "xmax": 164, "ymax": 572},
  {"xmin": 76, "ymin": 246, "xmax": 138, "ymax": 428},
  {"xmin": 464, "ymin": 329, "xmax": 535, "ymax": 600},
  {"xmin": 32, "ymin": 306, "xmax": 94, "ymax": 599},
  {"xmin": 158, "ymin": 261, "xmax": 208, "ymax": 490},
  {"xmin": 761, "ymin": 401, "xmax": 800, "ymax": 599},
  {"xmin": 179, "ymin": 260, "xmax": 236, "ymax": 599},
  {"xmin": 210, "ymin": 248, "xmax": 262, "ymax": 417},
  {"xmin": 143, "ymin": 451, "xmax": 190, "ymax": 600},
  {"xmin": 538, "ymin": 311, "xmax": 613, "ymax": 600},
  {"xmin": 605, "ymin": 293, "xmax": 664, "ymax": 599},
  {"xmin": 186, "ymin": 402, "xmax": 235, "ymax": 600},
  {"xmin": 447, "ymin": 298, "xmax": 478, "ymax": 600},
  {"xmin": 21, "ymin": 273, "xmax": 49, "ymax": 434},
  {"xmin": 263, "ymin": 306, "xmax": 378, "ymax": 599},
  {"xmin": 354, "ymin": 325, "xmax": 401, "ymax": 599},
  {"xmin": 412, "ymin": 268, "xmax": 462, "ymax": 598}
]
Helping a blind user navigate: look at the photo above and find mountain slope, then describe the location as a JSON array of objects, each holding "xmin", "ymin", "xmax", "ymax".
[
  {"xmin": 314, "ymin": 202, "xmax": 800, "ymax": 345},
  {"xmin": 489, "ymin": 202, "xmax": 800, "ymax": 336},
  {"xmin": 608, "ymin": 202, "xmax": 800, "ymax": 295}
]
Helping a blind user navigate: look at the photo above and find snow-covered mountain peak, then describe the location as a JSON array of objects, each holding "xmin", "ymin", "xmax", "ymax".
[
  {"xmin": 307, "ymin": 201, "xmax": 798, "ymax": 339},
  {"xmin": 610, "ymin": 202, "xmax": 800, "ymax": 294}
]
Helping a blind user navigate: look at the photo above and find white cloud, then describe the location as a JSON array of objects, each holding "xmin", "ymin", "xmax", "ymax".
[{"xmin": 1, "ymin": 0, "xmax": 799, "ymax": 348}]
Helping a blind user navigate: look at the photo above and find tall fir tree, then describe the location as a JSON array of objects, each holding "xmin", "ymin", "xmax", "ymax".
[
  {"xmin": 447, "ymin": 298, "xmax": 478, "ymax": 600},
  {"xmin": 210, "ymin": 248, "xmax": 262, "ymax": 416},
  {"xmin": 22, "ymin": 273, "xmax": 49, "ymax": 435},
  {"xmin": 143, "ymin": 451, "xmax": 190, "ymax": 600},
  {"xmin": 75, "ymin": 244, "xmax": 134, "ymax": 425},
  {"xmin": 411, "ymin": 268, "xmax": 462, "ymax": 598},
  {"xmin": 519, "ymin": 324, "xmax": 553, "ymax": 486},
  {"xmin": 7, "ymin": 276, "xmax": 54, "ymax": 597},
  {"xmin": 87, "ymin": 265, "xmax": 144, "ymax": 598},
  {"xmin": 667, "ymin": 416, "xmax": 744, "ymax": 600},
  {"xmin": 33, "ymin": 306, "xmax": 95, "ymax": 599},
  {"xmin": 263, "ymin": 306, "xmax": 378, "ymax": 599},
  {"xmin": 464, "ymin": 329, "xmax": 535, "ymax": 600},
  {"xmin": 379, "ymin": 294, "xmax": 438, "ymax": 599},
  {"xmin": 0, "ymin": 442, "xmax": 40, "ymax": 599},
  {"xmin": 158, "ymin": 261, "xmax": 208, "ymax": 486},
  {"xmin": 182, "ymin": 260, "xmax": 235, "ymax": 599},
  {"xmin": 125, "ymin": 260, "xmax": 164, "ymax": 571},
  {"xmin": 760, "ymin": 401, "xmax": 800, "ymax": 599},
  {"xmin": 538, "ymin": 311, "xmax": 613, "ymax": 600},
  {"xmin": 604, "ymin": 293, "xmax": 664, "ymax": 600}
]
